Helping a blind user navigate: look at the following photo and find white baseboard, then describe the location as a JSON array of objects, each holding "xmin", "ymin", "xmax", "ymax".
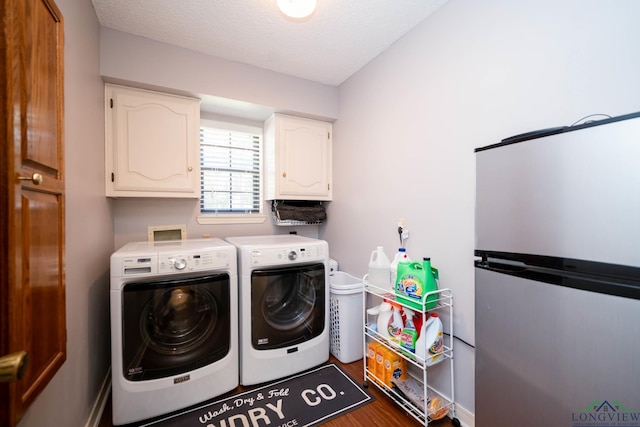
[
  {"xmin": 452, "ymin": 402, "xmax": 475, "ymax": 427},
  {"xmin": 85, "ymin": 368, "xmax": 111, "ymax": 427}
]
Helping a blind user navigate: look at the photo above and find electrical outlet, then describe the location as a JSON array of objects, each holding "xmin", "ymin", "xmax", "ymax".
[
  {"xmin": 398, "ymin": 218, "xmax": 407, "ymax": 229},
  {"xmin": 397, "ymin": 218, "xmax": 409, "ymax": 245}
]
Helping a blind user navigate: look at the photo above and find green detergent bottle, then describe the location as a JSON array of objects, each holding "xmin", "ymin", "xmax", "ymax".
[{"xmin": 395, "ymin": 257, "xmax": 438, "ymax": 310}]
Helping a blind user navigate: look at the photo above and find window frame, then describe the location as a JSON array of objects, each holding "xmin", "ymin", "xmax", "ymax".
[{"xmin": 196, "ymin": 119, "xmax": 266, "ymax": 225}]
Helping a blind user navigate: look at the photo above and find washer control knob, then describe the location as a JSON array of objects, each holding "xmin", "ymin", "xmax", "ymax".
[
  {"xmin": 174, "ymin": 258, "xmax": 187, "ymax": 270},
  {"xmin": 288, "ymin": 251, "xmax": 297, "ymax": 261}
]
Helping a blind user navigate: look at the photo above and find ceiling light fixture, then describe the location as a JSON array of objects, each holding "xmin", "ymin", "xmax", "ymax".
[{"xmin": 277, "ymin": 0, "xmax": 317, "ymax": 19}]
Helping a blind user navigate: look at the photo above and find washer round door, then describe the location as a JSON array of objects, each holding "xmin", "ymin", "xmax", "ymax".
[
  {"xmin": 250, "ymin": 263, "xmax": 326, "ymax": 350},
  {"xmin": 121, "ymin": 273, "xmax": 231, "ymax": 381}
]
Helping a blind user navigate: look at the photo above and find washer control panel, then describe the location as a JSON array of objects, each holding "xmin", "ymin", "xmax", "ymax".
[
  {"xmin": 120, "ymin": 255, "xmax": 159, "ymax": 276},
  {"xmin": 249, "ymin": 244, "xmax": 326, "ymax": 266},
  {"xmin": 119, "ymin": 249, "xmax": 230, "ymax": 276},
  {"xmin": 158, "ymin": 250, "xmax": 230, "ymax": 273}
]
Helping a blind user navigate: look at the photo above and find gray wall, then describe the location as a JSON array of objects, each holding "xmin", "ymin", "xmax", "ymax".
[
  {"xmin": 100, "ymin": 27, "xmax": 339, "ymax": 122},
  {"xmin": 325, "ymin": 0, "xmax": 640, "ymax": 417}
]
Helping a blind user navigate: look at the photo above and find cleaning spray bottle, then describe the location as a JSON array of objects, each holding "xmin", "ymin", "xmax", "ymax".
[{"xmin": 400, "ymin": 308, "xmax": 418, "ymax": 353}]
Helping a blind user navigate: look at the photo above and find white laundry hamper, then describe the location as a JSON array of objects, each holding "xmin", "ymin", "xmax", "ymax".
[{"xmin": 329, "ymin": 272, "xmax": 364, "ymax": 363}]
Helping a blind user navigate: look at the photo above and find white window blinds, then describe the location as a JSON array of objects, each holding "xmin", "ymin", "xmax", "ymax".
[{"xmin": 200, "ymin": 124, "xmax": 262, "ymax": 213}]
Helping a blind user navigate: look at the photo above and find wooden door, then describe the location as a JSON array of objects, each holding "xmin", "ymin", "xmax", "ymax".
[{"xmin": 0, "ymin": 0, "xmax": 66, "ymax": 425}]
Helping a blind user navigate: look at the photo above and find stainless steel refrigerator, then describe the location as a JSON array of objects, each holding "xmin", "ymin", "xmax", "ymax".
[{"xmin": 474, "ymin": 112, "xmax": 640, "ymax": 427}]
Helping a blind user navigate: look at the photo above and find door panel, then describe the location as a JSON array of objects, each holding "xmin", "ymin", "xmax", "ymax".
[
  {"xmin": 0, "ymin": 0, "xmax": 65, "ymax": 425},
  {"xmin": 22, "ymin": 0, "xmax": 62, "ymax": 174},
  {"xmin": 20, "ymin": 190, "xmax": 65, "ymax": 404},
  {"xmin": 475, "ymin": 268, "xmax": 640, "ymax": 427},
  {"xmin": 475, "ymin": 117, "xmax": 640, "ymax": 267}
]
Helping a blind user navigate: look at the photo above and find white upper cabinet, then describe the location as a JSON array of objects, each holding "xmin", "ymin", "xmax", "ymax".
[
  {"xmin": 264, "ymin": 114, "xmax": 332, "ymax": 201},
  {"xmin": 105, "ymin": 84, "xmax": 200, "ymax": 198}
]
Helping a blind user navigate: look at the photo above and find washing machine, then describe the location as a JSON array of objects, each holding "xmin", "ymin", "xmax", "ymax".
[
  {"xmin": 225, "ymin": 234, "xmax": 329, "ymax": 385},
  {"xmin": 110, "ymin": 238, "xmax": 238, "ymax": 425}
]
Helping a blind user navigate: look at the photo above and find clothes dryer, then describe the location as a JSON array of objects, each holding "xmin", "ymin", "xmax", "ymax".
[
  {"xmin": 225, "ymin": 235, "xmax": 329, "ymax": 385},
  {"xmin": 110, "ymin": 238, "xmax": 238, "ymax": 425}
]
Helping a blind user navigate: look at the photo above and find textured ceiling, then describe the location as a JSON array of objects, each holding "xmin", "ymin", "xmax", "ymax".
[{"xmin": 91, "ymin": 0, "xmax": 448, "ymax": 86}]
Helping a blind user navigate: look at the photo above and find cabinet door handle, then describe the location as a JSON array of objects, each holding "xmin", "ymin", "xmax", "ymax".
[
  {"xmin": 282, "ymin": 172, "xmax": 287, "ymax": 178},
  {"xmin": 188, "ymin": 166, "xmax": 193, "ymax": 172}
]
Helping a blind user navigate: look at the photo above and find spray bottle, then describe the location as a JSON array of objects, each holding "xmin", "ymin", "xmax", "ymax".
[{"xmin": 400, "ymin": 308, "xmax": 418, "ymax": 353}]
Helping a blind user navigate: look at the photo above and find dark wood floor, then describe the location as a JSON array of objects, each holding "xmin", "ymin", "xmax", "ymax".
[{"xmin": 100, "ymin": 356, "xmax": 458, "ymax": 426}]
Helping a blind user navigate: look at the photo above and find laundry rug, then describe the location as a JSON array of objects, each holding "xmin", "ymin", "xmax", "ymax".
[{"xmin": 140, "ymin": 364, "xmax": 374, "ymax": 427}]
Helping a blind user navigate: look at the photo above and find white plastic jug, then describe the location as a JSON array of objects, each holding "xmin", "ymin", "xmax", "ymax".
[
  {"xmin": 376, "ymin": 301, "xmax": 393, "ymax": 340},
  {"xmin": 368, "ymin": 246, "xmax": 391, "ymax": 290},
  {"xmin": 387, "ymin": 302, "xmax": 404, "ymax": 345},
  {"xmin": 416, "ymin": 313, "xmax": 444, "ymax": 366},
  {"xmin": 369, "ymin": 246, "xmax": 391, "ymax": 285}
]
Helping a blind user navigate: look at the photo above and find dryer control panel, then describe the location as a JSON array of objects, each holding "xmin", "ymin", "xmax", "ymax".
[{"xmin": 249, "ymin": 244, "xmax": 326, "ymax": 266}]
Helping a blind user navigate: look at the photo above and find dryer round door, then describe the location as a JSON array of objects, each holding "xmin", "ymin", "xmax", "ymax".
[
  {"xmin": 250, "ymin": 263, "xmax": 326, "ymax": 350},
  {"xmin": 121, "ymin": 273, "xmax": 231, "ymax": 381}
]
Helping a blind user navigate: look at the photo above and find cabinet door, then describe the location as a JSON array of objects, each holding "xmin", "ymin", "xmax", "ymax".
[
  {"xmin": 274, "ymin": 115, "xmax": 332, "ymax": 200},
  {"xmin": 105, "ymin": 85, "xmax": 200, "ymax": 197}
]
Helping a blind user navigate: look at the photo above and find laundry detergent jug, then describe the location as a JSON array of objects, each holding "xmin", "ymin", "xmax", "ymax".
[
  {"xmin": 376, "ymin": 301, "xmax": 393, "ymax": 341},
  {"xmin": 416, "ymin": 313, "xmax": 444, "ymax": 366},
  {"xmin": 395, "ymin": 257, "xmax": 438, "ymax": 310}
]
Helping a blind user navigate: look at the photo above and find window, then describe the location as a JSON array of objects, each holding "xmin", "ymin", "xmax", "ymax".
[{"xmin": 198, "ymin": 120, "xmax": 265, "ymax": 224}]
